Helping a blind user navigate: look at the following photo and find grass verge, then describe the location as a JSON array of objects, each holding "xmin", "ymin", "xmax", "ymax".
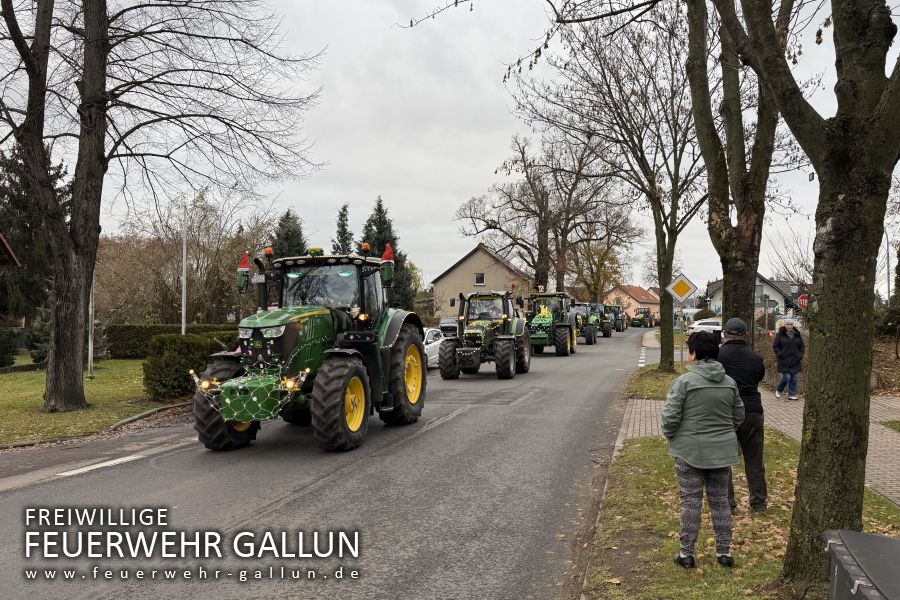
[
  {"xmin": 626, "ymin": 364, "xmax": 685, "ymax": 400},
  {"xmin": 884, "ymin": 420, "xmax": 900, "ymax": 434},
  {"xmin": 0, "ymin": 360, "xmax": 173, "ymax": 445},
  {"xmin": 13, "ymin": 354, "xmax": 33, "ymax": 366},
  {"xmin": 583, "ymin": 429, "xmax": 900, "ymax": 600}
]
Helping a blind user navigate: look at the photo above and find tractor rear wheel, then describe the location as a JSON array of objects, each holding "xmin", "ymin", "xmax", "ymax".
[
  {"xmin": 310, "ymin": 356, "xmax": 370, "ymax": 451},
  {"xmin": 516, "ymin": 334, "xmax": 531, "ymax": 374},
  {"xmin": 193, "ymin": 359, "xmax": 260, "ymax": 451},
  {"xmin": 381, "ymin": 324, "xmax": 426, "ymax": 426},
  {"xmin": 554, "ymin": 326, "xmax": 570, "ymax": 356},
  {"xmin": 439, "ymin": 339, "xmax": 461, "ymax": 379},
  {"xmin": 585, "ymin": 326, "xmax": 596, "ymax": 345},
  {"xmin": 603, "ymin": 326, "xmax": 612, "ymax": 338},
  {"xmin": 495, "ymin": 339, "xmax": 516, "ymax": 379}
]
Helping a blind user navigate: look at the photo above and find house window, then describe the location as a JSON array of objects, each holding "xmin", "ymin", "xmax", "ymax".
[{"xmin": 474, "ymin": 273, "xmax": 485, "ymax": 286}]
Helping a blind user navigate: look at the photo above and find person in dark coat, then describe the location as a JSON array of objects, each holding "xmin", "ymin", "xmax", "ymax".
[
  {"xmin": 773, "ymin": 321, "xmax": 804, "ymax": 400},
  {"xmin": 717, "ymin": 318, "xmax": 767, "ymax": 514}
]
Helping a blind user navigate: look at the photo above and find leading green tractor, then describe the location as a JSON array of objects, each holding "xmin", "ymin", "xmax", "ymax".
[
  {"xmin": 192, "ymin": 244, "xmax": 426, "ymax": 452},
  {"xmin": 526, "ymin": 292, "xmax": 577, "ymax": 356},
  {"xmin": 439, "ymin": 291, "xmax": 531, "ymax": 379}
]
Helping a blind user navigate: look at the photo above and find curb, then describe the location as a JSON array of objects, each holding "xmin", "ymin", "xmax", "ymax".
[
  {"xmin": 579, "ymin": 396, "xmax": 632, "ymax": 600},
  {"xmin": 110, "ymin": 402, "xmax": 191, "ymax": 430},
  {"xmin": 0, "ymin": 402, "xmax": 191, "ymax": 451}
]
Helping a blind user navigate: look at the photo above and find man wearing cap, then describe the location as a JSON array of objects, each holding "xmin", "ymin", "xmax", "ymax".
[{"xmin": 717, "ymin": 318, "xmax": 767, "ymax": 514}]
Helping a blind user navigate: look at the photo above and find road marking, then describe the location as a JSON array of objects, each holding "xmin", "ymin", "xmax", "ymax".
[
  {"xmin": 421, "ymin": 406, "xmax": 472, "ymax": 432},
  {"xmin": 510, "ymin": 389, "xmax": 542, "ymax": 407},
  {"xmin": 56, "ymin": 455, "xmax": 144, "ymax": 478}
]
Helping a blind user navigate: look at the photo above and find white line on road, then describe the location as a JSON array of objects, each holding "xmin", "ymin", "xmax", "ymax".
[
  {"xmin": 421, "ymin": 406, "xmax": 472, "ymax": 432},
  {"xmin": 56, "ymin": 455, "xmax": 144, "ymax": 478}
]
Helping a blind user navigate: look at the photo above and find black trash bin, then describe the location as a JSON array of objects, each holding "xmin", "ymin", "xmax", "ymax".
[{"xmin": 823, "ymin": 530, "xmax": 900, "ymax": 600}]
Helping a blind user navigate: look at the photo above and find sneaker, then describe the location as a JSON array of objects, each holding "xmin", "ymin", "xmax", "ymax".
[
  {"xmin": 674, "ymin": 553, "xmax": 696, "ymax": 569},
  {"xmin": 775, "ymin": 390, "xmax": 781, "ymax": 398},
  {"xmin": 788, "ymin": 395, "xmax": 799, "ymax": 401},
  {"xmin": 716, "ymin": 554, "xmax": 735, "ymax": 568}
]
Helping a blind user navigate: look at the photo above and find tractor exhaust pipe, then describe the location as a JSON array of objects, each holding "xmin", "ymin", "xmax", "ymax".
[{"xmin": 254, "ymin": 257, "xmax": 268, "ymax": 312}]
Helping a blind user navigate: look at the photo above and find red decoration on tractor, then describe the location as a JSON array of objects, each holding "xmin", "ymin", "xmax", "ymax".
[
  {"xmin": 238, "ymin": 251, "xmax": 250, "ymax": 271},
  {"xmin": 381, "ymin": 243, "xmax": 394, "ymax": 262}
]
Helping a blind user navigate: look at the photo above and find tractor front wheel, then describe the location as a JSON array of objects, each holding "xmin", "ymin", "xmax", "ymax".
[
  {"xmin": 381, "ymin": 324, "xmax": 426, "ymax": 426},
  {"xmin": 495, "ymin": 339, "xmax": 516, "ymax": 379},
  {"xmin": 516, "ymin": 334, "xmax": 531, "ymax": 374},
  {"xmin": 193, "ymin": 359, "xmax": 260, "ymax": 451},
  {"xmin": 554, "ymin": 326, "xmax": 570, "ymax": 356},
  {"xmin": 311, "ymin": 356, "xmax": 370, "ymax": 451},
  {"xmin": 439, "ymin": 339, "xmax": 461, "ymax": 379}
]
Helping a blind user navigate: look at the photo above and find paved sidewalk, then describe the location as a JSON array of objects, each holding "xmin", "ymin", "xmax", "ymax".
[{"xmin": 623, "ymin": 392, "xmax": 900, "ymax": 506}]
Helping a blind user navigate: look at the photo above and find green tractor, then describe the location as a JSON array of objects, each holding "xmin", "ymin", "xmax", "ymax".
[
  {"xmin": 570, "ymin": 302, "xmax": 599, "ymax": 345},
  {"xmin": 609, "ymin": 305, "xmax": 626, "ymax": 332},
  {"xmin": 526, "ymin": 292, "xmax": 578, "ymax": 356},
  {"xmin": 191, "ymin": 244, "xmax": 426, "ymax": 452},
  {"xmin": 439, "ymin": 291, "xmax": 531, "ymax": 379},
  {"xmin": 632, "ymin": 307, "xmax": 656, "ymax": 328},
  {"xmin": 591, "ymin": 303, "xmax": 614, "ymax": 338}
]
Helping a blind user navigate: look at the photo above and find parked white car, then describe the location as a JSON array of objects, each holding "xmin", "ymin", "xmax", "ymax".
[
  {"xmin": 686, "ymin": 318, "xmax": 722, "ymax": 336},
  {"xmin": 423, "ymin": 328, "xmax": 445, "ymax": 368}
]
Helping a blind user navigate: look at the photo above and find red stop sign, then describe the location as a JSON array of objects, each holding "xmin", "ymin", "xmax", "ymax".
[{"xmin": 798, "ymin": 294, "xmax": 809, "ymax": 309}]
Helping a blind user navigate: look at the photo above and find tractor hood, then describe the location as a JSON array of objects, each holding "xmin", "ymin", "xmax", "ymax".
[
  {"xmin": 239, "ymin": 305, "xmax": 331, "ymax": 328},
  {"xmin": 464, "ymin": 319, "xmax": 499, "ymax": 336}
]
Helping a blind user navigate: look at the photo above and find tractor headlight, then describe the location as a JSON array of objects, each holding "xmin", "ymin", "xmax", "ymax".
[
  {"xmin": 261, "ymin": 325, "xmax": 286, "ymax": 338},
  {"xmin": 238, "ymin": 328, "xmax": 254, "ymax": 339}
]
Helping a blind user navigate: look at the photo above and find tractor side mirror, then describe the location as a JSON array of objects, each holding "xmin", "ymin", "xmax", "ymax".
[{"xmin": 450, "ymin": 298, "xmax": 456, "ymax": 307}]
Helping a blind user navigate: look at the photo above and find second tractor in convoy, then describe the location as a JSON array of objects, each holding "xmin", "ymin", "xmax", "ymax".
[{"xmin": 527, "ymin": 291, "xmax": 578, "ymax": 356}]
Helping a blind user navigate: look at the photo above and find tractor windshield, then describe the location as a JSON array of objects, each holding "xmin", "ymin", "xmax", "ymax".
[
  {"xmin": 572, "ymin": 305, "xmax": 589, "ymax": 317},
  {"xmin": 282, "ymin": 265, "xmax": 360, "ymax": 309},
  {"xmin": 467, "ymin": 297, "xmax": 504, "ymax": 321},
  {"xmin": 532, "ymin": 297, "xmax": 561, "ymax": 314}
]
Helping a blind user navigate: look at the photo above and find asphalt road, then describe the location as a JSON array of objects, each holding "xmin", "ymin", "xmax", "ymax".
[{"xmin": 0, "ymin": 328, "xmax": 647, "ymax": 600}]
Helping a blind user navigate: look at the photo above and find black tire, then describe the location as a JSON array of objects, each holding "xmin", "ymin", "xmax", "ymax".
[
  {"xmin": 603, "ymin": 326, "xmax": 612, "ymax": 338},
  {"xmin": 380, "ymin": 323, "xmax": 426, "ymax": 426},
  {"xmin": 532, "ymin": 344, "xmax": 544, "ymax": 354},
  {"xmin": 193, "ymin": 359, "xmax": 260, "ymax": 451},
  {"xmin": 495, "ymin": 339, "xmax": 516, "ymax": 379},
  {"xmin": 282, "ymin": 407, "xmax": 312, "ymax": 426},
  {"xmin": 515, "ymin": 333, "xmax": 531, "ymax": 374},
  {"xmin": 585, "ymin": 326, "xmax": 596, "ymax": 345},
  {"xmin": 310, "ymin": 356, "xmax": 370, "ymax": 451},
  {"xmin": 554, "ymin": 326, "xmax": 570, "ymax": 356},
  {"xmin": 461, "ymin": 364, "xmax": 481, "ymax": 375},
  {"xmin": 439, "ymin": 339, "xmax": 461, "ymax": 380}
]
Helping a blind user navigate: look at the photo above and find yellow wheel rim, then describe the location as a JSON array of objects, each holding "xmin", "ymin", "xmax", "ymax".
[
  {"xmin": 404, "ymin": 344, "xmax": 423, "ymax": 404},
  {"xmin": 571, "ymin": 330, "xmax": 576, "ymax": 349},
  {"xmin": 344, "ymin": 376, "xmax": 365, "ymax": 432},
  {"xmin": 231, "ymin": 421, "xmax": 252, "ymax": 432}
]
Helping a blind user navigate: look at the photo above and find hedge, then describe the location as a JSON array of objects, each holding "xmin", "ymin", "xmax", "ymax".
[
  {"xmin": 142, "ymin": 334, "xmax": 218, "ymax": 401},
  {"xmin": 108, "ymin": 324, "xmax": 236, "ymax": 358}
]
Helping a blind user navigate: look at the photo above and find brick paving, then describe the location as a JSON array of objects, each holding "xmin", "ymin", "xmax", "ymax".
[{"xmin": 622, "ymin": 392, "xmax": 900, "ymax": 506}]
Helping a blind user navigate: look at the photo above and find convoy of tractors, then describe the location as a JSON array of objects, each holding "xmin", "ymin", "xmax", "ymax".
[{"xmin": 191, "ymin": 244, "xmax": 656, "ymax": 454}]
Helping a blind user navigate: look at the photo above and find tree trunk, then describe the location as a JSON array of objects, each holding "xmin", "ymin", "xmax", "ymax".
[
  {"xmin": 719, "ymin": 206, "xmax": 763, "ymax": 338},
  {"xmin": 535, "ymin": 220, "xmax": 551, "ymax": 289},
  {"xmin": 657, "ymin": 241, "xmax": 675, "ymax": 372},
  {"xmin": 782, "ymin": 165, "xmax": 889, "ymax": 581}
]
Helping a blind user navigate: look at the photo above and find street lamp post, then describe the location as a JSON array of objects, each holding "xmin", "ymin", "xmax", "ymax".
[{"xmin": 181, "ymin": 201, "xmax": 187, "ymax": 336}]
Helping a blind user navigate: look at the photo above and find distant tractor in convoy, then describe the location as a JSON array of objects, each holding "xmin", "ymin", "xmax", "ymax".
[
  {"xmin": 571, "ymin": 302, "xmax": 599, "ymax": 344},
  {"xmin": 609, "ymin": 305, "xmax": 626, "ymax": 332},
  {"xmin": 192, "ymin": 244, "xmax": 426, "ymax": 452},
  {"xmin": 593, "ymin": 303, "xmax": 614, "ymax": 337},
  {"xmin": 527, "ymin": 292, "xmax": 577, "ymax": 356},
  {"xmin": 631, "ymin": 307, "xmax": 657, "ymax": 328},
  {"xmin": 439, "ymin": 291, "xmax": 531, "ymax": 379}
]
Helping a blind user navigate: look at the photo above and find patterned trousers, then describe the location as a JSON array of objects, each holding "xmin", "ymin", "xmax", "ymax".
[{"xmin": 675, "ymin": 458, "xmax": 732, "ymax": 557}]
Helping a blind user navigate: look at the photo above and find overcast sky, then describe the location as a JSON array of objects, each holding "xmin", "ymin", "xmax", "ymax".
[{"xmin": 103, "ymin": 0, "xmax": 897, "ymax": 296}]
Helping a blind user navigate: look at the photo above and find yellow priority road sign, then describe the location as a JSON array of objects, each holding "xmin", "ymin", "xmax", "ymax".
[{"xmin": 666, "ymin": 274, "xmax": 698, "ymax": 303}]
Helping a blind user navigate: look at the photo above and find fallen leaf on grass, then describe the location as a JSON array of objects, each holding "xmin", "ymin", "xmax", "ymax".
[{"xmin": 604, "ymin": 578, "xmax": 622, "ymax": 585}]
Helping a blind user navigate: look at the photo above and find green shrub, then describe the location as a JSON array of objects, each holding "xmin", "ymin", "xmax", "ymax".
[
  {"xmin": 142, "ymin": 334, "xmax": 217, "ymax": 401},
  {"xmin": 200, "ymin": 331, "xmax": 240, "ymax": 351},
  {"xmin": 108, "ymin": 324, "xmax": 235, "ymax": 358},
  {"xmin": 692, "ymin": 308, "xmax": 716, "ymax": 321},
  {"xmin": 755, "ymin": 312, "xmax": 782, "ymax": 332},
  {"xmin": 0, "ymin": 328, "xmax": 17, "ymax": 368},
  {"xmin": 27, "ymin": 318, "xmax": 50, "ymax": 363},
  {"xmin": 877, "ymin": 305, "xmax": 900, "ymax": 336}
]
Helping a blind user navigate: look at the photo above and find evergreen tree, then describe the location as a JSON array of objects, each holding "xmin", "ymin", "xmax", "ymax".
[
  {"xmin": 331, "ymin": 203, "xmax": 354, "ymax": 255},
  {"xmin": 271, "ymin": 209, "xmax": 307, "ymax": 257},
  {"xmin": 360, "ymin": 196, "xmax": 416, "ymax": 310},
  {"xmin": 0, "ymin": 146, "xmax": 64, "ymax": 324}
]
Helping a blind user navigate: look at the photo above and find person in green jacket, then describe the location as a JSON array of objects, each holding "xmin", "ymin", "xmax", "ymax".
[{"xmin": 662, "ymin": 331, "xmax": 745, "ymax": 569}]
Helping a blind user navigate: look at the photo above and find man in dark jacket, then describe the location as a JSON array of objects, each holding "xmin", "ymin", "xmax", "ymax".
[{"xmin": 717, "ymin": 318, "xmax": 767, "ymax": 513}]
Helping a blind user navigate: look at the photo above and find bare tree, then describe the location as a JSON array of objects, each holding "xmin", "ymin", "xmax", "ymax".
[
  {"xmin": 515, "ymin": 3, "xmax": 706, "ymax": 371},
  {"xmin": 568, "ymin": 202, "xmax": 641, "ymax": 301},
  {"xmin": 0, "ymin": 0, "xmax": 319, "ymax": 411}
]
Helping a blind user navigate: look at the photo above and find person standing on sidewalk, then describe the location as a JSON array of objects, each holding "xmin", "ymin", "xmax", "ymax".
[
  {"xmin": 662, "ymin": 331, "xmax": 745, "ymax": 569},
  {"xmin": 717, "ymin": 318, "xmax": 767, "ymax": 514},
  {"xmin": 773, "ymin": 321, "xmax": 805, "ymax": 400}
]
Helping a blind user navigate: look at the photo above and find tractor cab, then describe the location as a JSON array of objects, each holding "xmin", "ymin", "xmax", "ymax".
[{"xmin": 526, "ymin": 292, "xmax": 578, "ymax": 356}]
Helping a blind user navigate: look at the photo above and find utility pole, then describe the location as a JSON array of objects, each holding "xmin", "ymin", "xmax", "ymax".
[
  {"xmin": 182, "ymin": 201, "xmax": 188, "ymax": 335},
  {"xmin": 87, "ymin": 274, "xmax": 95, "ymax": 379},
  {"xmin": 886, "ymin": 229, "xmax": 892, "ymax": 302}
]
